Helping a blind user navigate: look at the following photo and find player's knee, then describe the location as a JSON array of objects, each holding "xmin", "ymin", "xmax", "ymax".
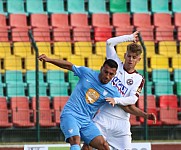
[{"xmin": 68, "ymin": 136, "xmax": 81, "ymax": 145}]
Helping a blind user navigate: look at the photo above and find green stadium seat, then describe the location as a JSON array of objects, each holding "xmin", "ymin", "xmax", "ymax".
[
  {"xmin": 0, "ymin": 0, "xmax": 7, "ymax": 16},
  {"xmin": 176, "ymin": 82, "xmax": 181, "ymax": 96},
  {"xmin": 49, "ymin": 83, "xmax": 69, "ymax": 97},
  {"xmin": 172, "ymin": 0, "xmax": 181, "ymax": 13},
  {"xmin": 151, "ymin": 0, "xmax": 171, "ymax": 14},
  {"xmin": 130, "ymin": 0, "xmax": 150, "ymax": 14},
  {"xmin": 151, "ymin": 69, "xmax": 172, "ymax": 83},
  {"xmin": 6, "ymin": 83, "xmax": 26, "ymax": 98},
  {"xmin": 7, "ymin": 0, "xmax": 27, "ymax": 15},
  {"xmin": 67, "ymin": 0, "xmax": 87, "ymax": 14},
  {"xmin": 28, "ymin": 83, "xmax": 47, "ymax": 98},
  {"xmin": 46, "ymin": 70, "xmax": 66, "ymax": 83},
  {"xmin": 154, "ymin": 82, "xmax": 173, "ymax": 96},
  {"xmin": 88, "ymin": 0, "xmax": 108, "ymax": 14},
  {"xmin": 173, "ymin": 69, "xmax": 181, "ymax": 83},
  {"xmin": 26, "ymin": 0, "xmax": 47, "ymax": 14},
  {"xmin": 5, "ymin": 70, "xmax": 24, "ymax": 85},
  {"xmin": 0, "ymin": 84, "xmax": 3, "ymax": 97},
  {"xmin": 26, "ymin": 70, "xmax": 45, "ymax": 84},
  {"xmin": 109, "ymin": 0, "xmax": 128, "ymax": 13},
  {"xmin": 68, "ymin": 71, "xmax": 79, "ymax": 92},
  {"xmin": 47, "ymin": 0, "xmax": 68, "ymax": 14},
  {"xmin": 141, "ymin": 81, "xmax": 153, "ymax": 95}
]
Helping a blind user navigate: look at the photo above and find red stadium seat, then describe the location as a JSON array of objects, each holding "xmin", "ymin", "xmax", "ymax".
[
  {"xmin": 10, "ymin": 97, "xmax": 35, "ymax": 127},
  {"xmin": 70, "ymin": 13, "xmax": 90, "ymax": 28},
  {"xmin": 32, "ymin": 97, "xmax": 56, "ymax": 127},
  {"xmin": 52, "ymin": 27, "xmax": 71, "ymax": 42},
  {"xmin": 130, "ymin": 115, "xmax": 140, "ymax": 126},
  {"xmin": 92, "ymin": 13, "xmax": 111, "ymax": 28},
  {"xmin": 52, "ymin": 96, "xmax": 69, "ymax": 125},
  {"xmin": 50, "ymin": 14, "xmax": 70, "ymax": 29},
  {"xmin": 0, "ymin": 97, "xmax": 12, "ymax": 127},
  {"xmin": 94, "ymin": 27, "xmax": 112, "ymax": 42},
  {"xmin": 72, "ymin": 27, "xmax": 92, "ymax": 42}
]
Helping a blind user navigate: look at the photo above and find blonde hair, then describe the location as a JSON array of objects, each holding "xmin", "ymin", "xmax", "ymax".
[{"xmin": 127, "ymin": 43, "xmax": 142, "ymax": 56}]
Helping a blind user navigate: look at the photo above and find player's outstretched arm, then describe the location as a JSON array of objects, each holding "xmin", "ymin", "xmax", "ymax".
[{"xmin": 38, "ymin": 54, "xmax": 73, "ymax": 71}]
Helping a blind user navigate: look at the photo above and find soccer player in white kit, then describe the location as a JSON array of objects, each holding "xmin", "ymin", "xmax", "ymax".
[{"xmin": 82, "ymin": 31, "xmax": 156, "ymax": 150}]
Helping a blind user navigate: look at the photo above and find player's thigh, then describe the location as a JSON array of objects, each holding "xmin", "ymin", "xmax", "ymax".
[
  {"xmin": 60, "ymin": 114, "xmax": 80, "ymax": 142},
  {"xmin": 80, "ymin": 121, "xmax": 102, "ymax": 145}
]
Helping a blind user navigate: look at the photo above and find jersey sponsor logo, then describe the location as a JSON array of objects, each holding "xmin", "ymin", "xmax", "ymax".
[
  {"xmin": 111, "ymin": 77, "xmax": 128, "ymax": 95},
  {"xmin": 86, "ymin": 88, "xmax": 100, "ymax": 104},
  {"xmin": 103, "ymin": 90, "xmax": 108, "ymax": 96},
  {"xmin": 68, "ymin": 129, "xmax": 73, "ymax": 133},
  {"xmin": 126, "ymin": 79, "xmax": 133, "ymax": 85}
]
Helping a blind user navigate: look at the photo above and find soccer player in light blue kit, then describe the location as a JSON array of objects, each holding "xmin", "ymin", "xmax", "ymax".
[{"xmin": 38, "ymin": 54, "xmax": 121, "ymax": 150}]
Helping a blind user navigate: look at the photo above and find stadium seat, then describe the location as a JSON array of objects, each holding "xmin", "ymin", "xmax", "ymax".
[
  {"xmin": 46, "ymin": 70, "xmax": 66, "ymax": 84},
  {"xmin": 67, "ymin": 55, "xmax": 85, "ymax": 66},
  {"xmin": 10, "ymin": 97, "xmax": 35, "ymax": 127},
  {"xmin": 11, "ymin": 28, "xmax": 29, "ymax": 42},
  {"xmin": 13, "ymin": 42, "xmax": 32, "ymax": 58},
  {"xmin": 5, "ymin": 70, "xmax": 24, "ymax": 85},
  {"xmin": 0, "ymin": 97, "xmax": 12, "ymax": 127},
  {"xmin": 49, "ymin": 83, "xmax": 69, "ymax": 97},
  {"xmin": 158, "ymin": 41, "xmax": 178, "ymax": 57},
  {"xmin": 68, "ymin": 71, "xmax": 79, "ymax": 92},
  {"xmin": 130, "ymin": 0, "xmax": 149, "ymax": 14},
  {"xmin": 94, "ymin": 27, "xmax": 112, "ymax": 42},
  {"xmin": 95, "ymin": 42, "xmax": 106, "ymax": 57},
  {"xmin": 25, "ymin": 55, "xmax": 45, "ymax": 72},
  {"xmin": 159, "ymin": 95, "xmax": 179, "ymax": 109},
  {"xmin": 116, "ymin": 41, "xmax": 131, "ymax": 56},
  {"xmin": 151, "ymin": 69, "xmax": 172, "ymax": 83},
  {"xmin": 171, "ymin": 0, "xmax": 181, "ymax": 13},
  {"xmin": 172, "ymin": 54, "xmax": 181, "ymax": 69},
  {"xmin": 153, "ymin": 13, "xmax": 174, "ymax": 41},
  {"xmin": 130, "ymin": 115, "xmax": 140, "ymax": 126},
  {"xmin": 26, "ymin": 0, "xmax": 47, "ymax": 14},
  {"xmin": 133, "ymin": 13, "xmax": 154, "ymax": 41},
  {"xmin": 88, "ymin": 0, "xmax": 108, "ymax": 14},
  {"xmin": 7, "ymin": 0, "xmax": 27, "ymax": 15},
  {"xmin": 140, "ymin": 81, "xmax": 153, "ymax": 95},
  {"xmin": 52, "ymin": 28, "xmax": 71, "ymax": 42},
  {"xmin": 4, "ymin": 56, "xmax": 23, "ymax": 72},
  {"xmin": 173, "ymin": 69, "xmax": 181, "ymax": 83},
  {"xmin": 31, "ymin": 96, "xmax": 56, "ymax": 127},
  {"xmin": 70, "ymin": 13, "xmax": 90, "ymax": 28},
  {"xmin": 6, "ymin": 83, "xmax": 26, "ymax": 98},
  {"xmin": 52, "ymin": 96, "xmax": 69, "ymax": 125},
  {"xmin": 25, "ymin": 70, "xmax": 45, "ymax": 84},
  {"xmin": 36, "ymin": 42, "xmax": 52, "ymax": 56},
  {"xmin": 74, "ymin": 42, "xmax": 92, "ymax": 57},
  {"xmin": 28, "ymin": 83, "xmax": 47, "ymax": 98},
  {"xmin": 159, "ymin": 108, "xmax": 181, "ymax": 125},
  {"xmin": 0, "ymin": 14, "xmax": 9, "ymax": 41},
  {"xmin": 139, "ymin": 41, "xmax": 155, "ymax": 58},
  {"xmin": 150, "ymin": 0, "xmax": 171, "ymax": 14},
  {"xmin": 31, "ymin": 27, "xmax": 51, "ymax": 42},
  {"xmin": 67, "ymin": 0, "xmax": 87, "ymax": 14},
  {"xmin": 0, "ymin": 42, "xmax": 12, "ymax": 58},
  {"xmin": 174, "ymin": 13, "xmax": 181, "ymax": 40},
  {"xmin": 87, "ymin": 54, "xmax": 105, "ymax": 70},
  {"xmin": 46, "ymin": 0, "xmax": 67, "ymax": 14},
  {"xmin": 154, "ymin": 82, "xmax": 173, "ymax": 96},
  {"xmin": 138, "ymin": 95, "xmax": 157, "ymax": 110},
  {"xmin": 150, "ymin": 54, "xmax": 172, "ymax": 72},
  {"xmin": 50, "ymin": 14, "xmax": 70, "ymax": 29},
  {"xmin": 109, "ymin": 0, "xmax": 128, "ymax": 13},
  {"xmin": 53, "ymin": 42, "xmax": 72, "ymax": 57},
  {"xmin": 72, "ymin": 27, "xmax": 92, "ymax": 42},
  {"xmin": 0, "ymin": 0, "xmax": 7, "ymax": 16},
  {"xmin": 92, "ymin": 13, "xmax": 111, "ymax": 28}
]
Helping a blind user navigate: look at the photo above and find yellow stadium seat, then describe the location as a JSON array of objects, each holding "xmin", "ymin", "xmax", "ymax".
[
  {"xmin": 25, "ymin": 55, "xmax": 45, "ymax": 72},
  {"xmin": 36, "ymin": 42, "xmax": 52, "ymax": 56},
  {"xmin": 158, "ymin": 41, "xmax": 178, "ymax": 57},
  {"xmin": 87, "ymin": 54, "xmax": 105, "ymax": 70},
  {"xmin": 67, "ymin": 55, "xmax": 85, "ymax": 66},
  {"xmin": 53, "ymin": 42, "xmax": 72, "ymax": 57},
  {"xmin": 142, "ymin": 41, "xmax": 156, "ymax": 58},
  {"xmin": 74, "ymin": 42, "xmax": 92, "ymax": 57},
  {"xmin": 13, "ymin": 42, "xmax": 33, "ymax": 58},
  {"xmin": 172, "ymin": 54, "xmax": 181, "ymax": 69},
  {"xmin": 116, "ymin": 42, "xmax": 131, "ymax": 56},
  {"xmin": 4, "ymin": 56, "xmax": 24, "ymax": 72},
  {"xmin": 150, "ymin": 54, "xmax": 172, "ymax": 72},
  {"xmin": 0, "ymin": 42, "xmax": 12, "ymax": 58},
  {"xmin": 46, "ymin": 55, "xmax": 67, "ymax": 72},
  {"xmin": 95, "ymin": 42, "xmax": 106, "ymax": 57}
]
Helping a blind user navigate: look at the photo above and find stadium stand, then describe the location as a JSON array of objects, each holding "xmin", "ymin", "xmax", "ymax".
[
  {"xmin": 88, "ymin": 0, "xmax": 108, "ymax": 14},
  {"xmin": 74, "ymin": 42, "xmax": 93, "ymax": 57},
  {"xmin": 67, "ymin": 0, "xmax": 87, "ymax": 14},
  {"xmin": 109, "ymin": 0, "xmax": 128, "ymax": 13},
  {"xmin": 25, "ymin": 70, "xmax": 45, "ymax": 84},
  {"xmin": 26, "ymin": 0, "xmax": 47, "ymax": 14},
  {"xmin": 7, "ymin": 0, "xmax": 27, "ymax": 15},
  {"xmin": 150, "ymin": 0, "xmax": 171, "ymax": 14},
  {"xmin": 130, "ymin": 0, "xmax": 150, "ymax": 14},
  {"xmin": 72, "ymin": 27, "xmax": 92, "ymax": 42},
  {"xmin": 172, "ymin": 0, "xmax": 181, "ymax": 13}
]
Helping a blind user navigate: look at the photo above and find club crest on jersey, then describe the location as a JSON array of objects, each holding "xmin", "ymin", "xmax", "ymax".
[
  {"xmin": 127, "ymin": 79, "xmax": 133, "ymax": 85},
  {"xmin": 111, "ymin": 77, "xmax": 128, "ymax": 95},
  {"xmin": 86, "ymin": 88, "xmax": 100, "ymax": 104}
]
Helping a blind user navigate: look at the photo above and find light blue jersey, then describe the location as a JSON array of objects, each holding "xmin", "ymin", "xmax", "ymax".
[{"xmin": 60, "ymin": 65, "xmax": 121, "ymax": 144}]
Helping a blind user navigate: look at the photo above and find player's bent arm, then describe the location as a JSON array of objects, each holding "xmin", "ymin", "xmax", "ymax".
[{"xmin": 38, "ymin": 54, "xmax": 73, "ymax": 71}]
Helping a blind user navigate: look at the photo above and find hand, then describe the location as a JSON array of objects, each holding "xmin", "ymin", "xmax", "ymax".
[
  {"xmin": 133, "ymin": 31, "xmax": 139, "ymax": 42},
  {"xmin": 105, "ymin": 97, "xmax": 115, "ymax": 107},
  {"xmin": 147, "ymin": 113, "xmax": 157, "ymax": 124},
  {"xmin": 38, "ymin": 54, "xmax": 49, "ymax": 62}
]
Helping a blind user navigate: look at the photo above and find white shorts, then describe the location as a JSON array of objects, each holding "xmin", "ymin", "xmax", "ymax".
[{"xmin": 93, "ymin": 112, "xmax": 132, "ymax": 150}]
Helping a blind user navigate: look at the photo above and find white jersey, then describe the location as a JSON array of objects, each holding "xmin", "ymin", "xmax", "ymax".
[{"xmin": 98, "ymin": 34, "xmax": 144, "ymax": 120}]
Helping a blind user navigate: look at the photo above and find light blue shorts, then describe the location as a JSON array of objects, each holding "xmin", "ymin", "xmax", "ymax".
[{"xmin": 60, "ymin": 114, "xmax": 102, "ymax": 144}]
